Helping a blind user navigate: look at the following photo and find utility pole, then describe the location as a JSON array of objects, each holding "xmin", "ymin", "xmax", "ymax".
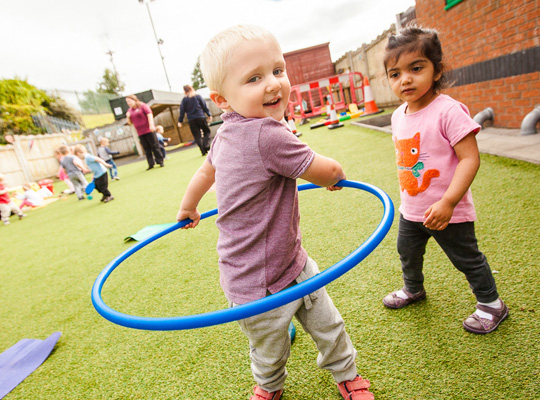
[{"xmin": 139, "ymin": 0, "xmax": 173, "ymax": 92}]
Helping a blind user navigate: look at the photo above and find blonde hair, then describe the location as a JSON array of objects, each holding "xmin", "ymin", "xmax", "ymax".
[
  {"xmin": 58, "ymin": 145, "xmax": 70, "ymax": 155},
  {"xmin": 73, "ymin": 144, "xmax": 86, "ymax": 155},
  {"xmin": 200, "ymin": 25, "xmax": 281, "ymax": 93}
]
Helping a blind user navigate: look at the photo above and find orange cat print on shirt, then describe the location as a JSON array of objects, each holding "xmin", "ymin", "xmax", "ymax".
[{"xmin": 395, "ymin": 132, "xmax": 439, "ymax": 196}]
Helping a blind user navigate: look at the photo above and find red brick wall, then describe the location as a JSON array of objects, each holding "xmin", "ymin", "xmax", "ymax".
[{"xmin": 415, "ymin": 0, "xmax": 540, "ymax": 128}]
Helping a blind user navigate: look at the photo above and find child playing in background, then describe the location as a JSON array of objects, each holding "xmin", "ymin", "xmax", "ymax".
[
  {"xmin": 155, "ymin": 125, "xmax": 171, "ymax": 160},
  {"xmin": 0, "ymin": 173, "xmax": 26, "ymax": 225},
  {"xmin": 18, "ymin": 182, "xmax": 52, "ymax": 208},
  {"xmin": 58, "ymin": 145, "xmax": 88, "ymax": 200},
  {"xmin": 73, "ymin": 145, "xmax": 114, "ymax": 203},
  {"xmin": 177, "ymin": 25, "xmax": 374, "ymax": 400},
  {"xmin": 382, "ymin": 26, "xmax": 507, "ymax": 334},
  {"xmin": 54, "ymin": 148, "xmax": 75, "ymax": 195},
  {"xmin": 97, "ymin": 137, "xmax": 120, "ymax": 180}
]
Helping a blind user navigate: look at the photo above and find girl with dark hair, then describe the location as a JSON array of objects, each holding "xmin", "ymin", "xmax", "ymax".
[{"xmin": 382, "ymin": 26, "xmax": 508, "ymax": 334}]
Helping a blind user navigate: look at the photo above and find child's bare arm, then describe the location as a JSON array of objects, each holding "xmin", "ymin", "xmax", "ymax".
[
  {"xmin": 73, "ymin": 157, "xmax": 84, "ymax": 169},
  {"xmin": 299, "ymin": 153, "xmax": 346, "ymax": 189},
  {"xmin": 95, "ymin": 156, "xmax": 112, "ymax": 168},
  {"xmin": 147, "ymin": 113, "xmax": 156, "ymax": 133},
  {"xmin": 177, "ymin": 160, "xmax": 216, "ymax": 229},
  {"xmin": 424, "ymin": 132, "xmax": 480, "ymax": 230},
  {"xmin": 73, "ymin": 156, "xmax": 89, "ymax": 173}
]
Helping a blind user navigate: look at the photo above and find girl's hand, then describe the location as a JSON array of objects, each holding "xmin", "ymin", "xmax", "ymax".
[
  {"xmin": 423, "ymin": 198, "xmax": 454, "ymax": 231},
  {"xmin": 326, "ymin": 185, "xmax": 343, "ymax": 191},
  {"xmin": 176, "ymin": 208, "xmax": 201, "ymax": 229}
]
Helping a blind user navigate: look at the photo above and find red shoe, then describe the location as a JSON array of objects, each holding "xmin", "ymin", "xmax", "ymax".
[
  {"xmin": 337, "ymin": 375, "xmax": 374, "ymax": 400},
  {"xmin": 250, "ymin": 385, "xmax": 283, "ymax": 400}
]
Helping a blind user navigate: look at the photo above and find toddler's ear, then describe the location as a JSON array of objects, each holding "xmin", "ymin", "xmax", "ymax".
[{"xmin": 209, "ymin": 91, "xmax": 229, "ymax": 110}]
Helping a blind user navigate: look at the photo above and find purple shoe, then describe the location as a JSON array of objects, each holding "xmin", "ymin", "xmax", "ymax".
[
  {"xmin": 463, "ymin": 301, "xmax": 509, "ymax": 334},
  {"xmin": 383, "ymin": 288, "xmax": 426, "ymax": 309}
]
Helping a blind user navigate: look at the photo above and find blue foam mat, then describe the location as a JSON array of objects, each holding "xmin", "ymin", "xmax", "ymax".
[{"xmin": 0, "ymin": 332, "xmax": 61, "ymax": 399}]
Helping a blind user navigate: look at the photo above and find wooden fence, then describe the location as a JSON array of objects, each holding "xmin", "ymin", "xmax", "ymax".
[
  {"xmin": 0, "ymin": 134, "xmax": 95, "ymax": 187},
  {"xmin": 85, "ymin": 121, "xmax": 142, "ymax": 157}
]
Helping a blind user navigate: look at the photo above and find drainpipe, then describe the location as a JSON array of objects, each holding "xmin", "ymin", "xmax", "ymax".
[
  {"xmin": 520, "ymin": 105, "xmax": 540, "ymax": 136},
  {"xmin": 473, "ymin": 107, "xmax": 494, "ymax": 129}
]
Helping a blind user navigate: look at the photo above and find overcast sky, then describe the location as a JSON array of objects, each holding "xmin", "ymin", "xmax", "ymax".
[{"xmin": 1, "ymin": 0, "xmax": 414, "ymax": 102}]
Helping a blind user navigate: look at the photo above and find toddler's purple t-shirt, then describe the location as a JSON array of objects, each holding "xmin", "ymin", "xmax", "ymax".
[
  {"xmin": 391, "ymin": 94, "xmax": 481, "ymax": 223},
  {"xmin": 207, "ymin": 112, "xmax": 314, "ymax": 304}
]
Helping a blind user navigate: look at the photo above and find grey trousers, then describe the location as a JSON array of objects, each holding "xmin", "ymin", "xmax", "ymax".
[
  {"xmin": 397, "ymin": 214, "xmax": 499, "ymax": 303},
  {"xmin": 68, "ymin": 172, "xmax": 87, "ymax": 199},
  {"xmin": 229, "ymin": 257, "xmax": 358, "ymax": 392}
]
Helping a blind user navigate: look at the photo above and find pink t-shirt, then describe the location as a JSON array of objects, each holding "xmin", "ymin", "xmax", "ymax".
[
  {"xmin": 391, "ymin": 94, "xmax": 481, "ymax": 223},
  {"xmin": 207, "ymin": 112, "xmax": 314, "ymax": 304},
  {"xmin": 128, "ymin": 103, "xmax": 152, "ymax": 135}
]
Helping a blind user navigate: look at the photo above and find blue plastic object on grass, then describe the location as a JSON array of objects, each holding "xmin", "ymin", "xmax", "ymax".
[
  {"xmin": 91, "ymin": 180, "xmax": 394, "ymax": 331},
  {"xmin": 288, "ymin": 322, "xmax": 296, "ymax": 343},
  {"xmin": 0, "ymin": 332, "xmax": 61, "ymax": 398},
  {"xmin": 85, "ymin": 180, "xmax": 95, "ymax": 195}
]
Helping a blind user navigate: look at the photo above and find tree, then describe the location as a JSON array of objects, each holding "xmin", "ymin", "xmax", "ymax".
[
  {"xmin": 79, "ymin": 90, "xmax": 115, "ymax": 115},
  {"xmin": 0, "ymin": 78, "xmax": 84, "ymax": 143},
  {"xmin": 97, "ymin": 68, "xmax": 125, "ymax": 96},
  {"xmin": 47, "ymin": 97, "xmax": 83, "ymax": 125},
  {"xmin": 191, "ymin": 58, "xmax": 206, "ymax": 90},
  {"xmin": 0, "ymin": 79, "xmax": 50, "ymax": 142}
]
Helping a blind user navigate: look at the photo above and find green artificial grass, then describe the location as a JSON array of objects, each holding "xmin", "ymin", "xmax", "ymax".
[{"xmin": 1, "ymin": 120, "xmax": 539, "ymax": 399}]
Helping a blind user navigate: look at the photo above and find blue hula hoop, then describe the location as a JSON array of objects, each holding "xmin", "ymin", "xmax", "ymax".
[{"xmin": 91, "ymin": 180, "xmax": 394, "ymax": 331}]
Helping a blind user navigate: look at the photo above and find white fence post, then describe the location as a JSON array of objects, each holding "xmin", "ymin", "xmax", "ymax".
[{"xmin": 12, "ymin": 136, "xmax": 34, "ymax": 183}]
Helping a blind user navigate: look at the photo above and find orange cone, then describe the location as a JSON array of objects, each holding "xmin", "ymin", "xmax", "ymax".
[
  {"xmin": 324, "ymin": 103, "xmax": 344, "ymax": 129},
  {"xmin": 363, "ymin": 76, "xmax": 382, "ymax": 115}
]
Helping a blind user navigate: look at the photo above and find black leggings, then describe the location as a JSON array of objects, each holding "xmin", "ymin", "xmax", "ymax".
[
  {"xmin": 139, "ymin": 132, "xmax": 163, "ymax": 167},
  {"xmin": 94, "ymin": 173, "xmax": 111, "ymax": 198},
  {"xmin": 188, "ymin": 118, "xmax": 211, "ymax": 154},
  {"xmin": 397, "ymin": 214, "xmax": 498, "ymax": 303}
]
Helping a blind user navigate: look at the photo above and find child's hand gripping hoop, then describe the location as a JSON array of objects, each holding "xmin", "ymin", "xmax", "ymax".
[{"xmin": 91, "ymin": 180, "xmax": 394, "ymax": 331}]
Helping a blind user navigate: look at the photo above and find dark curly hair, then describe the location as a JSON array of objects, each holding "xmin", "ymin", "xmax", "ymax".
[{"xmin": 383, "ymin": 26, "xmax": 449, "ymax": 93}]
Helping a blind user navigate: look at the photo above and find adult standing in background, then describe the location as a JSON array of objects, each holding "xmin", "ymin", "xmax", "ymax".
[
  {"xmin": 126, "ymin": 94, "xmax": 164, "ymax": 170},
  {"xmin": 177, "ymin": 85, "xmax": 213, "ymax": 155}
]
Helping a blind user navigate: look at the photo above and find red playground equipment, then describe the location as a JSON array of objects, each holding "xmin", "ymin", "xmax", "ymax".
[{"xmin": 288, "ymin": 72, "xmax": 364, "ymax": 119}]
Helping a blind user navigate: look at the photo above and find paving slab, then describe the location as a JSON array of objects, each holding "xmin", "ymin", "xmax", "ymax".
[{"xmin": 476, "ymin": 127, "xmax": 540, "ymax": 165}]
